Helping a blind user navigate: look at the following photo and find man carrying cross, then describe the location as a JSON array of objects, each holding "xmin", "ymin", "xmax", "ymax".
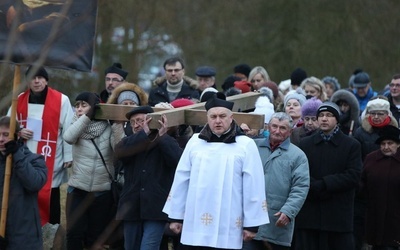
[{"xmin": 163, "ymin": 93, "xmax": 269, "ymax": 249}]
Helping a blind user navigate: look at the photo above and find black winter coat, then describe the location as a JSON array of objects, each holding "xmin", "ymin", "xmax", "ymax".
[
  {"xmin": 297, "ymin": 129, "xmax": 362, "ymax": 232},
  {"xmin": 148, "ymin": 81, "xmax": 199, "ymax": 106},
  {"xmin": 114, "ymin": 130, "xmax": 183, "ymax": 221},
  {"xmin": 361, "ymin": 149, "xmax": 400, "ymax": 247}
]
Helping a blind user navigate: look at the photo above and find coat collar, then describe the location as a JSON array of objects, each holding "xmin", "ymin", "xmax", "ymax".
[
  {"xmin": 259, "ymin": 136, "xmax": 291, "ymax": 151},
  {"xmin": 313, "ymin": 128, "xmax": 344, "ymax": 146}
]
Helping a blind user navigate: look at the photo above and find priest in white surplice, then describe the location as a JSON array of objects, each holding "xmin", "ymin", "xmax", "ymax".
[{"xmin": 163, "ymin": 93, "xmax": 269, "ymax": 249}]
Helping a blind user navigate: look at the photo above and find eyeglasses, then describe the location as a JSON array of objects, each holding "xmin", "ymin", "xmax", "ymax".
[
  {"xmin": 166, "ymin": 68, "xmax": 182, "ymax": 73},
  {"xmin": 105, "ymin": 77, "xmax": 123, "ymax": 83},
  {"xmin": 368, "ymin": 112, "xmax": 387, "ymax": 117},
  {"xmin": 130, "ymin": 119, "xmax": 145, "ymax": 125},
  {"xmin": 389, "ymin": 83, "xmax": 400, "ymax": 88}
]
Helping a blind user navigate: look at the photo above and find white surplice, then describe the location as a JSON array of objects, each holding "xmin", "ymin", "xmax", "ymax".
[{"xmin": 163, "ymin": 134, "xmax": 269, "ymax": 249}]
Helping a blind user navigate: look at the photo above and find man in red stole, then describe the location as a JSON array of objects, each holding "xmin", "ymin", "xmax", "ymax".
[{"xmin": 15, "ymin": 65, "xmax": 74, "ymax": 226}]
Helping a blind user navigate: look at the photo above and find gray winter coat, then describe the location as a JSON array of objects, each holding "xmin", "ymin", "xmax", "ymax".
[{"xmin": 253, "ymin": 137, "xmax": 310, "ymax": 247}]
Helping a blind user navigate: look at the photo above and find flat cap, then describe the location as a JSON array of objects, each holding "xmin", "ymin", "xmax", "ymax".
[
  {"xmin": 195, "ymin": 66, "xmax": 216, "ymax": 77},
  {"xmin": 125, "ymin": 105, "xmax": 154, "ymax": 119}
]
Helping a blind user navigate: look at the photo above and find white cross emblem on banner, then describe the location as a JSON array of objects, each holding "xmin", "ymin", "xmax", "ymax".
[{"xmin": 40, "ymin": 132, "xmax": 57, "ymax": 161}]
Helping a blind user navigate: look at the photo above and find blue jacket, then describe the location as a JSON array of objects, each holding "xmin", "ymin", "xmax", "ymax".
[
  {"xmin": 0, "ymin": 145, "xmax": 47, "ymax": 250},
  {"xmin": 253, "ymin": 137, "xmax": 309, "ymax": 247},
  {"xmin": 353, "ymin": 87, "xmax": 377, "ymax": 113}
]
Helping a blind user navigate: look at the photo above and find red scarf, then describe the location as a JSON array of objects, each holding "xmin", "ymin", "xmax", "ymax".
[
  {"xmin": 17, "ymin": 87, "xmax": 62, "ymax": 225},
  {"xmin": 368, "ymin": 116, "xmax": 391, "ymax": 128}
]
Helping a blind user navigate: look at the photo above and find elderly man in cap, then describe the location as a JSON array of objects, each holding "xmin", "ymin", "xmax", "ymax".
[
  {"xmin": 352, "ymin": 71, "xmax": 378, "ymax": 113},
  {"xmin": 296, "ymin": 102, "xmax": 362, "ymax": 250},
  {"xmin": 114, "ymin": 106, "xmax": 182, "ymax": 250},
  {"xmin": 163, "ymin": 93, "xmax": 269, "ymax": 249},
  {"xmin": 100, "ymin": 62, "xmax": 128, "ymax": 102},
  {"xmin": 12, "ymin": 65, "xmax": 73, "ymax": 226},
  {"xmin": 195, "ymin": 66, "xmax": 217, "ymax": 93}
]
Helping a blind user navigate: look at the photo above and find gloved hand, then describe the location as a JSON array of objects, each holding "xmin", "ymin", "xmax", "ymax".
[
  {"xmin": 4, "ymin": 133, "xmax": 22, "ymax": 155},
  {"xmin": 86, "ymin": 94, "xmax": 100, "ymax": 120},
  {"xmin": 0, "ymin": 236, "xmax": 8, "ymax": 249}
]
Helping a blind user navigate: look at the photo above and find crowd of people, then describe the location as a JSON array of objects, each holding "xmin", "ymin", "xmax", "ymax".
[{"xmin": 0, "ymin": 57, "xmax": 399, "ymax": 250}]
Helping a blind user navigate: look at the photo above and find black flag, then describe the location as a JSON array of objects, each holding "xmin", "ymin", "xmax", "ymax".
[{"xmin": 0, "ymin": 0, "xmax": 97, "ymax": 72}]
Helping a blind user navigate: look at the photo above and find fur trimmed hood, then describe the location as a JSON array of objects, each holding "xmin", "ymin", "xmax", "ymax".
[
  {"xmin": 152, "ymin": 75, "xmax": 199, "ymax": 90},
  {"xmin": 330, "ymin": 89, "xmax": 360, "ymax": 125},
  {"xmin": 107, "ymin": 82, "xmax": 148, "ymax": 105},
  {"xmin": 360, "ymin": 112, "xmax": 398, "ymax": 133}
]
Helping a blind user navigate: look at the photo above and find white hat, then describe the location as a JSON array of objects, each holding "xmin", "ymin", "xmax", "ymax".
[
  {"xmin": 366, "ymin": 98, "xmax": 390, "ymax": 113},
  {"xmin": 253, "ymin": 96, "xmax": 275, "ymax": 123}
]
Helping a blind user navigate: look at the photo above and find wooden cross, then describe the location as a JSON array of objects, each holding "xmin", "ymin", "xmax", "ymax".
[{"xmin": 96, "ymin": 92, "xmax": 265, "ymax": 130}]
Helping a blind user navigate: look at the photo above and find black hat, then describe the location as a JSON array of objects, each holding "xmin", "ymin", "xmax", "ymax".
[
  {"xmin": 375, "ymin": 125, "xmax": 400, "ymax": 144},
  {"xmin": 222, "ymin": 75, "xmax": 242, "ymax": 91},
  {"xmin": 233, "ymin": 64, "xmax": 251, "ymax": 77},
  {"xmin": 105, "ymin": 62, "xmax": 128, "ymax": 79},
  {"xmin": 205, "ymin": 92, "xmax": 234, "ymax": 111},
  {"xmin": 75, "ymin": 92, "xmax": 100, "ymax": 104},
  {"xmin": 317, "ymin": 102, "xmax": 341, "ymax": 122},
  {"xmin": 125, "ymin": 105, "xmax": 154, "ymax": 119},
  {"xmin": 195, "ymin": 66, "xmax": 216, "ymax": 77},
  {"xmin": 26, "ymin": 65, "xmax": 49, "ymax": 81},
  {"xmin": 290, "ymin": 68, "xmax": 307, "ymax": 86},
  {"xmin": 353, "ymin": 72, "xmax": 370, "ymax": 88}
]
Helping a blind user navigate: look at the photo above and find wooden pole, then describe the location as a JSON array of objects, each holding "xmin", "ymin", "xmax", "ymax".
[{"xmin": 0, "ymin": 65, "xmax": 20, "ymax": 236}]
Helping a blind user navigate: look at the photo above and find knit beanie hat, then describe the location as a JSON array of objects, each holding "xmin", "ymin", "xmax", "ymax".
[
  {"xmin": 234, "ymin": 80, "xmax": 251, "ymax": 93},
  {"xmin": 317, "ymin": 102, "xmax": 341, "ymax": 121},
  {"xmin": 26, "ymin": 65, "xmax": 49, "ymax": 81},
  {"xmin": 322, "ymin": 76, "xmax": 341, "ymax": 91},
  {"xmin": 253, "ymin": 96, "xmax": 275, "ymax": 124},
  {"xmin": 105, "ymin": 62, "xmax": 128, "ymax": 79},
  {"xmin": 117, "ymin": 90, "xmax": 140, "ymax": 105},
  {"xmin": 258, "ymin": 87, "xmax": 274, "ymax": 103},
  {"xmin": 75, "ymin": 92, "xmax": 100, "ymax": 105},
  {"xmin": 290, "ymin": 68, "xmax": 307, "ymax": 86},
  {"xmin": 279, "ymin": 79, "xmax": 291, "ymax": 93},
  {"xmin": 284, "ymin": 90, "xmax": 306, "ymax": 109},
  {"xmin": 302, "ymin": 97, "xmax": 323, "ymax": 117},
  {"xmin": 170, "ymin": 98, "xmax": 195, "ymax": 108}
]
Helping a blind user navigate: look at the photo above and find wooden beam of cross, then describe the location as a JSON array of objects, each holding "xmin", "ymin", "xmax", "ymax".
[{"xmin": 96, "ymin": 92, "xmax": 265, "ymax": 130}]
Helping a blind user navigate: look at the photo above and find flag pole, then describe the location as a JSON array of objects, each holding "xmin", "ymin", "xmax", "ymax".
[{"xmin": 0, "ymin": 65, "xmax": 20, "ymax": 236}]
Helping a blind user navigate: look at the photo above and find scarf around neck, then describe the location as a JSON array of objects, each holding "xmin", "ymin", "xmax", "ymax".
[{"xmin": 72, "ymin": 114, "xmax": 108, "ymax": 139}]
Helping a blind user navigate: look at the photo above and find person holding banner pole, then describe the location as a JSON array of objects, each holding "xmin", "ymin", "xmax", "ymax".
[
  {"xmin": 0, "ymin": 116, "xmax": 47, "ymax": 249},
  {"xmin": 10, "ymin": 65, "xmax": 74, "ymax": 226}
]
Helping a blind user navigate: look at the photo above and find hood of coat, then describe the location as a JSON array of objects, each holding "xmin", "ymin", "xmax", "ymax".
[
  {"xmin": 152, "ymin": 75, "xmax": 199, "ymax": 90},
  {"xmin": 330, "ymin": 89, "xmax": 360, "ymax": 126},
  {"xmin": 107, "ymin": 82, "xmax": 148, "ymax": 105},
  {"xmin": 360, "ymin": 111, "xmax": 398, "ymax": 133}
]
